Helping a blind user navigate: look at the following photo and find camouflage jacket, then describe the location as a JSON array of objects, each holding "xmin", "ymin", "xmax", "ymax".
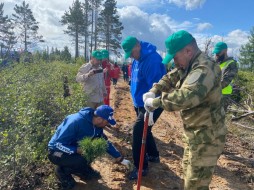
[
  {"xmin": 220, "ymin": 57, "xmax": 238, "ymax": 89},
  {"xmin": 150, "ymin": 50, "xmax": 226, "ymax": 137}
]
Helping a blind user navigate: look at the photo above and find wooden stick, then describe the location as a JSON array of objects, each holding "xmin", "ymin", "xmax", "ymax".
[
  {"xmin": 232, "ymin": 122, "xmax": 254, "ymax": 130},
  {"xmin": 231, "ymin": 111, "xmax": 254, "ymax": 121},
  {"xmin": 228, "ymin": 108, "xmax": 249, "ymax": 113}
]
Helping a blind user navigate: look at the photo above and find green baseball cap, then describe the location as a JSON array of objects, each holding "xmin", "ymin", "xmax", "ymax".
[
  {"xmin": 121, "ymin": 36, "xmax": 137, "ymax": 59},
  {"xmin": 162, "ymin": 30, "xmax": 194, "ymax": 64},
  {"xmin": 92, "ymin": 50, "xmax": 102, "ymax": 60},
  {"xmin": 101, "ymin": 49, "xmax": 109, "ymax": 59},
  {"xmin": 212, "ymin": 42, "xmax": 227, "ymax": 54}
]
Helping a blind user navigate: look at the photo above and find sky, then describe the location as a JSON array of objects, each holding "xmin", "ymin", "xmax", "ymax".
[{"xmin": 3, "ymin": 0, "xmax": 254, "ymax": 59}]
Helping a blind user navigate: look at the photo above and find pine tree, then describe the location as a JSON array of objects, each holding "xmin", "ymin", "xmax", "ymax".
[
  {"xmin": 60, "ymin": 0, "xmax": 86, "ymax": 58},
  {"xmin": 90, "ymin": 0, "xmax": 102, "ymax": 52},
  {"xmin": 61, "ymin": 46, "xmax": 72, "ymax": 62},
  {"xmin": 83, "ymin": 0, "xmax": 92, "ymax": 60},
  {"xmin": 97, "ymin": 0, "xmax": 124, "ymax": 56},
  {"xmin": 239, "ymin": 27, "xmax": 254, "ymax": 72},
  {"xmin": 12, "ymin": 1, "xmax": 43, "ymax": 52},
  {"xmin": 0, "ymin": 3, "xmax": 16, "ymax": 59}
]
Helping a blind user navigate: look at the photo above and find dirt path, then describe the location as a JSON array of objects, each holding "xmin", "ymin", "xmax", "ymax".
[{"xmin": 73, "ymin": 78, "xmax": 254, "ymax": 190}]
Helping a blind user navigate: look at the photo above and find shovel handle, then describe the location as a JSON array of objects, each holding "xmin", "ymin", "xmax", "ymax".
[{"xmin": 137, "ymin": 111, "xmax": 149, "ymax": 190}]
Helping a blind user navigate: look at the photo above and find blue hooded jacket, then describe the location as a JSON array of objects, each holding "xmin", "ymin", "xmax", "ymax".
[
  {"xmin": 130, "ymin": 41, "xmax": 166, "ymax": 107},
  {"xmin": 48, "ymin": 107, "xmax": 121, "ymax": 158}
]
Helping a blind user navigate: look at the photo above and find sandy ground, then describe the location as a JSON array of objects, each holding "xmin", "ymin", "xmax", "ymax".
[{"xmin": 73, "ymin": 78, "xmax": 254, "ymax": 190}]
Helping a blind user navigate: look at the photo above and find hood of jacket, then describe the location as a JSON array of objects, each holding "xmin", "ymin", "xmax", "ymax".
[
  {"xmin": 139, "ymin": 41, "xmax": 157, "ymax": 62},
  {"xmin": 78, "ymin": 107, "xmax": 94, "ymax": 123}
]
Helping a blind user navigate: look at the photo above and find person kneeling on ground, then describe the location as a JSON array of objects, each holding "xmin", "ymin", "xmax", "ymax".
[{"xmin": 48, "ymin": 105, "xmax": 131, "ymax": 190}]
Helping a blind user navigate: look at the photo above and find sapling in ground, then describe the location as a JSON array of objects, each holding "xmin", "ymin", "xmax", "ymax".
[{"xmin": 79, "ymin": 137, "xmax": 107, "ymax": 164}]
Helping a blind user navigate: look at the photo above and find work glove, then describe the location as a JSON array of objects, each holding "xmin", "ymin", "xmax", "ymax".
[
  {"xmin": 144, "ymin": 111, "xmax": 155, "ymax": 126},
  {"xmin": 143, "ymin": 92, "xmax": 155, "ymax": 103},
  {"xmin": 121, "ymin": 159, "xmax": 133, "ymax": 170},
  {"xmin": 144, "ymin": 98, "xmax": 158, "ymax": 112}
]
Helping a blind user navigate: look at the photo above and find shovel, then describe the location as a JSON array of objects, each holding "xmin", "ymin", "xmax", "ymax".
[{"xmin": 137, "ymin": 111, "xmax": 149, "ymax": 190}]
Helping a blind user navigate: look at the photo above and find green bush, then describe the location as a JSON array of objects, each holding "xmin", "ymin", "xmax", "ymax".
[
  {"xmin": 0, "ymin": 61, "xmax": 88, "ymax": 188},
  {"xmin": 228, "ymin": 70, "xmax": 254, "ymax": 149},
  {"xmin": 75, "ymin": 56, "xmax": 86, "ymax": 65},
  {"xmin": 236, "ymin": 70, "xmax": 254, "ymax": 98},
  {"xmin": 79, "ymin": 137, "xmax": 107, "ymax": 164}
]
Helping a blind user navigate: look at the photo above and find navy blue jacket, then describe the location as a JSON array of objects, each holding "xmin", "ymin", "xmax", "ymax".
[
  {"xmin": 130, "ymin": 41, "xmax": 166, "ymax": 107},
  {"xmin": 48, "ymin": 107, "xmax": 121, "ymax": 158}
]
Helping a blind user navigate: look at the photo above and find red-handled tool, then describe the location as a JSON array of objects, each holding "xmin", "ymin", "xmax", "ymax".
[{"xmin": 137, "ymin": 111, "xmax": 149, "ymax": 190}]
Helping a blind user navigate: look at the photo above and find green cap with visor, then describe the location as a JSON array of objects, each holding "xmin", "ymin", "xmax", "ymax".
[
  {"xmin": 121, "ymin": 36, "xmax": 137, "ymax": 59},
  {"xmin": 212, "ymin": 42, "xmax": 227, "ymax": 54},
  {"xmin": 162, "ymin": 30, "xmax": 194, "ymax": 64},
  {"xmin": 92, "ymin": 50, "xmax": 102, "ymax": 60}
]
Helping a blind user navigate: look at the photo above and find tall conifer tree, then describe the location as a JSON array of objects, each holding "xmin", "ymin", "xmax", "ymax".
[
  {"xmin": 0, "ymin": 3, "xmax": 16, "ymax": 59},
  {"xmin": 97, "ymin": 0, "xmax": 123, "ymax": 56},
  {"xmin": 61, "ymin": 0, "xmax": 85, "ymax": 58},
  {"xmin": 239, "ymin": 27, "xmax": 254, "ymax": 72},
  {"xmin": 12, "ymin": 1, "xmax": 43, "ymax": 52}
]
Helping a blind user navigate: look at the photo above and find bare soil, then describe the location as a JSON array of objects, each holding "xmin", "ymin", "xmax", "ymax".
[{"xmin": 72, "ymin": 78, "xmax": 254, "ymax": 190}]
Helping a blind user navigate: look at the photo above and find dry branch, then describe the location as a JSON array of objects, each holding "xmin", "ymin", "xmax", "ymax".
[
  {"xmin": 231, "ymin": 111, "xmax": 254, "ymax": 121},
  {"xmin": 232, "ymin": 122, "xmax": 254, "ymax": 130}
]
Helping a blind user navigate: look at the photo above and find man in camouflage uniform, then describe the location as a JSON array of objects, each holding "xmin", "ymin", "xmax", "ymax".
[
  {"xmin": 213, "ymin": 42, "xmax": 238, "ymax": 111},
  {"xmin": 143, "ymin": 30, "xmax": 227, "ymax": 190}
]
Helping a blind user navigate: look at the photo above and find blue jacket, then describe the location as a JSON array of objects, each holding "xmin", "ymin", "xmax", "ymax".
[
  {"xmin": 48, "ymin": 107, "xmax": 121, "ymax": 158},
  {"xmin": 130, "ymin": 41, "xmax": 166, "ymax": 107}
]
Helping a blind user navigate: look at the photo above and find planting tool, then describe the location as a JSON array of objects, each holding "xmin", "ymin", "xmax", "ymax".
[{"xmin": 137, "ymin": 111, "xmax": 149, "ymax": 190}]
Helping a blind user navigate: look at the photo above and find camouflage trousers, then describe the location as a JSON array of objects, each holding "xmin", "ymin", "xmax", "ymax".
[
  {"xmin": 222, "ymin": 95, "xmax": 231, "ymax": 112},
  {"xmin": 182, "ymin": 127, "xmax": 226, "ymax": 190}
]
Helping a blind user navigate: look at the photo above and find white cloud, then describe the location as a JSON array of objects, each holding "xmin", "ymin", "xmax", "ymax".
[
  {"xmin": 118, "ymin": 6, "xmax": 194, "ymax": 51},
  {"xmin": 196, "ymin": 22, "xmax": 213, "ymax": 32},
  {"xmin": 2, "ymin": 0, "xmax": 250, "ymax": 59},
  {"xmin": 176, "ymin": 21, "xmax": 193, "ymax": 30},
  {"xmin": 118, "ymin": 0, "xmax": 206, "ymax": 10},
  {"xmin": 3, "ymin": 0, "xmax": 74, "ymax": 52},
  {"xmin": 119, "ymin": 6, "xmax": 167, "ymax": 50},
  {"xmin": 193, "ymin": 17, "xmax": 201, "ymax": 21},
  {"xmin": 118, "ymin": 5, "xmax": 250, "ymax": 59},
  {"xmin": 224, "ymin": 29, "xmax": 249, "ymax": 57},
  {"xmin": 226, "ymin": 29, "xmax": 249, "ymax": 46},
  {"xmin": 211, "ymin": 30, "xmax": 249, "ymax": 57},
  {"xmin": 117, "ymin": 0, "xmax": 158, "ymax": 7},
  {"xmin": 168, "ymin": 0, "xmax": 206, "ymax": 10}
]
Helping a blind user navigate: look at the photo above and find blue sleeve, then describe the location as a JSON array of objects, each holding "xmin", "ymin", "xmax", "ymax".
[
  {"xmin": 106, "ymin": 140, "xmax": 121, "ymax": 158},
  {"xmin": 98, "ymin": 130, "xmax": 121, "ymax": 158},
  {"xmin": 143, "ymin": 53, "xmax": 166, "ymax": 89}
]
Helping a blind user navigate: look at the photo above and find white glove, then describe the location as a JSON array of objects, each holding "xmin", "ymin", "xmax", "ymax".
[
  {"xmin": 143, "ymin": 92, "xmax": 155, "ymax": 103},
  {"xmin": 144, "ymin": 98, "xmax": 158, "ymax": 112},
  {"xmin": 144, "ymin": 112, "xmax": 154, "ymax": 126},
  {"xmin": 121, "ymin": 159, "xmax": 132, "ymax": 170}
]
